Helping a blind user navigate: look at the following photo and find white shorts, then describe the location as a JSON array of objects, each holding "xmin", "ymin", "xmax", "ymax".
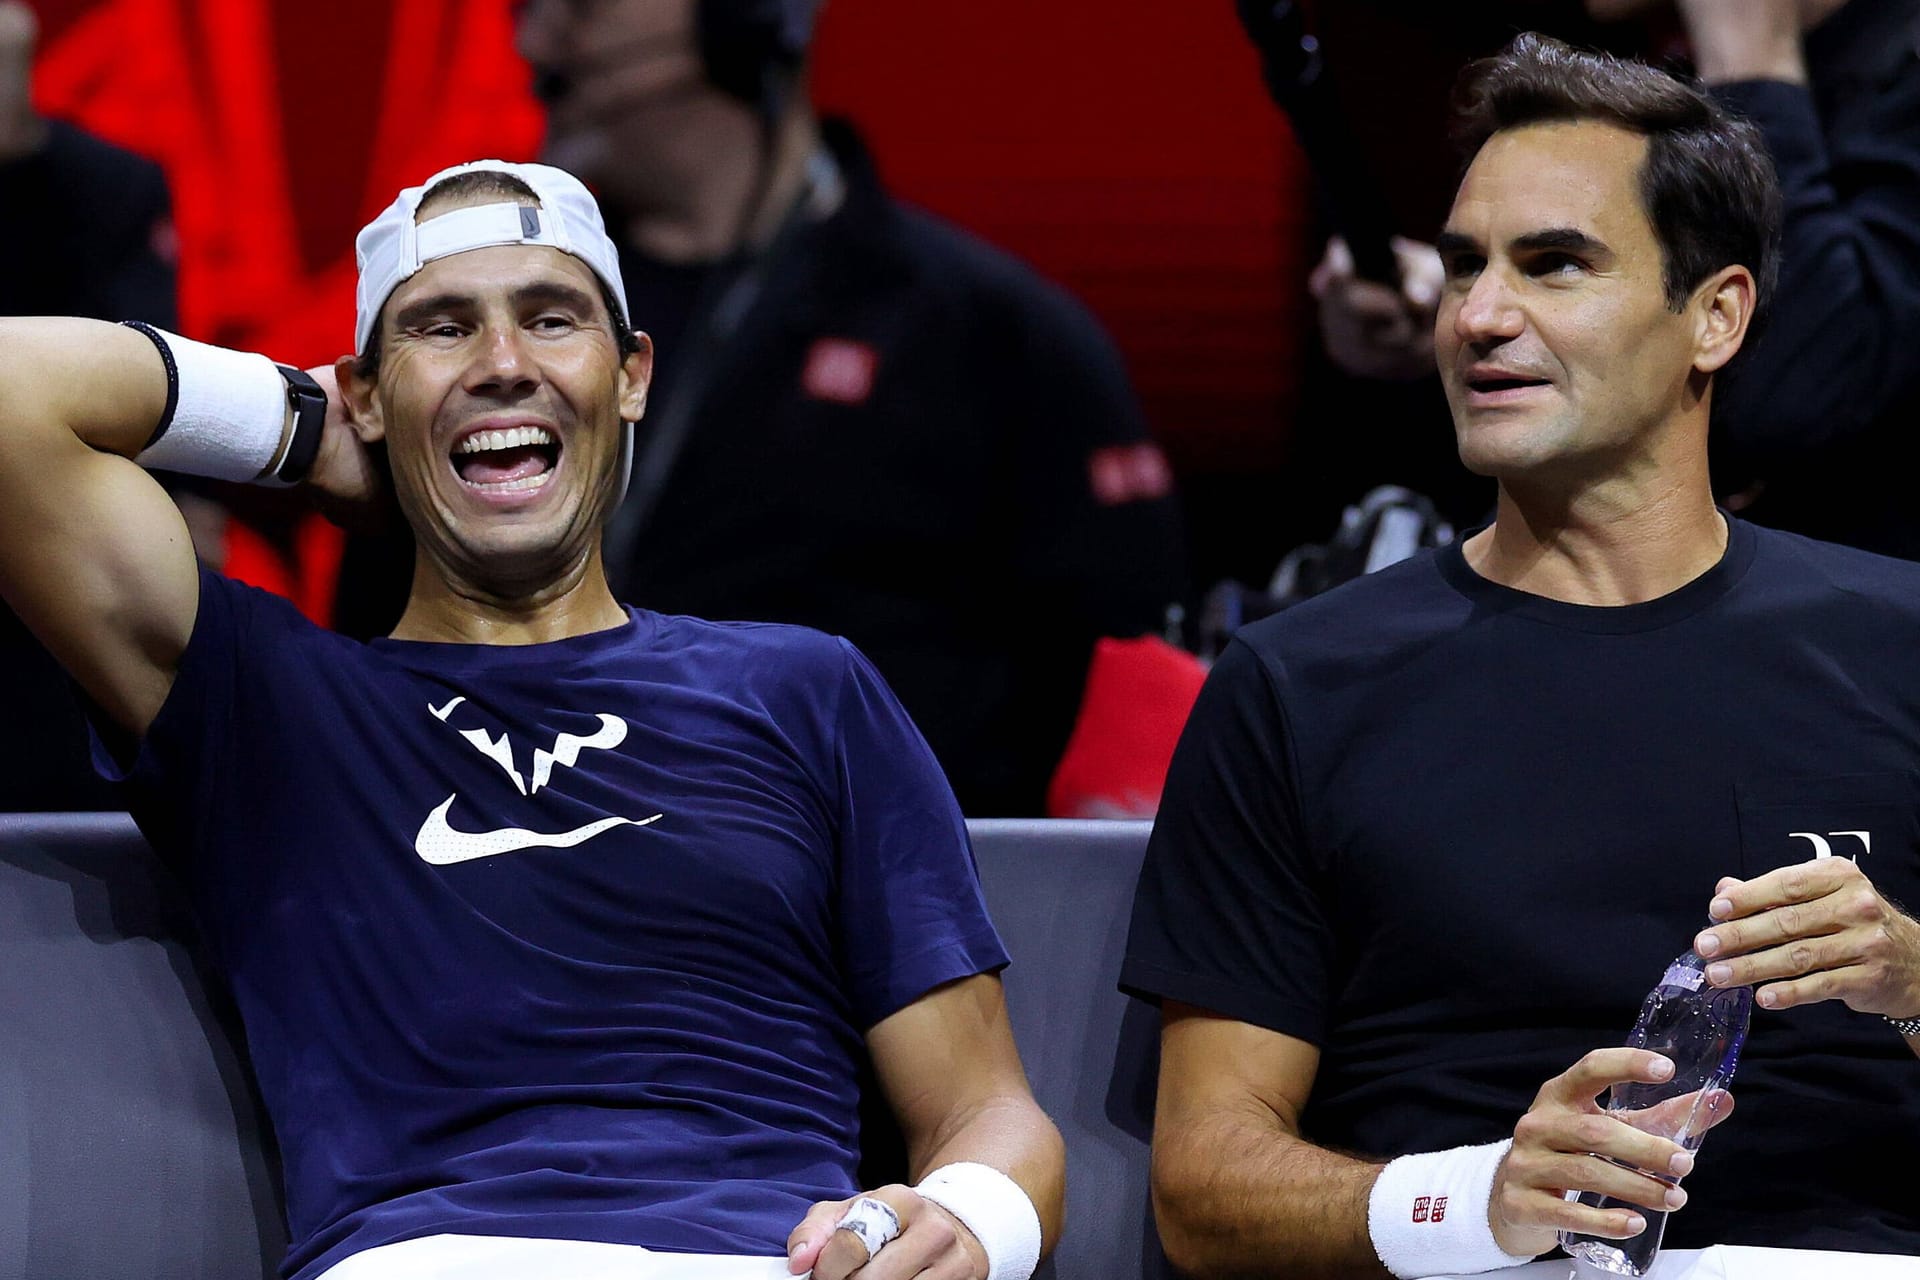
[
  {"xmin": 316, "ymin": 1234, "xmax": 800, "ymax": 1280},
  {"xmin": 1431, "ymin": 1245, "xmax": 1920, "ymax": 1279}
]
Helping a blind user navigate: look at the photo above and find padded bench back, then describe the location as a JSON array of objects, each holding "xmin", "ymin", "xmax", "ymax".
[
  {"xmin": 969, "ymin": 819, "xmax": 1171, "ymax": 1280},
  {"xmin": 0, "ymin": 814, "xmax": 1165, "ymax": 1280},
  {"xmin": 0, "ymin": 811, "xmax": 283, "ymax": 1279}
]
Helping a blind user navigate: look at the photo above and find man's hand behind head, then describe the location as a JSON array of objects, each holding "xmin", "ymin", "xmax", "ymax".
[{"xmin": 309, "ymin": 362, "xmax": 396, "ymax": 535}]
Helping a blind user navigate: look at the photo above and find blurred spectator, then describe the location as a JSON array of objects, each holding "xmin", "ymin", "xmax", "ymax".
[
  {"xmin": 335, "ymin": 0, "xmax": 1187, "ymax": 817},
  {"xmin": 1308, "ymin": 234, "xmax": 1445, "ymax": 383},
  {"xmin": 0, "ymin": 0, "xmax": 177, "ymax": 810},
  {"xmin": 1306, "ymin": 0, "xmax": 1920, "ymax": 561},
  {"xmin": 0, "ymin": 3, "xmax": 175, "ymax": 326}
]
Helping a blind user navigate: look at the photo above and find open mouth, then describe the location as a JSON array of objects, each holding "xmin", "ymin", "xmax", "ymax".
[
  {"xmin": 1466, "ymin": 374, "xmax": 1550, "ymax": 395},
  {"xmin": 452, "ymin": 425, "xmax": 561, "ymax": 493}
]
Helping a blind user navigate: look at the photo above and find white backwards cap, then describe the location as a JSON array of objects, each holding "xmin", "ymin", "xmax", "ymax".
[{"xmin": 353, "ymin": 158, "xmax": 630, "ymax": 356}]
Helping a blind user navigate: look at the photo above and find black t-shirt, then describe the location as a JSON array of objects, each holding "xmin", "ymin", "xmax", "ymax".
[{"xmin": 1124, "ymin": 517, "xmax": 1920, "ymax": 1254}]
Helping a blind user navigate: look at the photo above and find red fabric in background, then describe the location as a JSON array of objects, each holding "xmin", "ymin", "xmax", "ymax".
[
  {"xmin": 1046, "ymin": 636, "xmax": 1208, "ymax": 819},
  {"xmin": 220, "ymin": 514, "xmax": 344, "ymax": 626},
  {"xmin": 29, "ymin": 0, "xmax": 543, "ymax": 365},
  {"xmin": 28, "ymin": 0, "xmax": 1309, "ymax": 473},
  {"xmin": 810, "ymin": 2, "xmax": 1311, "ymax": 473}
]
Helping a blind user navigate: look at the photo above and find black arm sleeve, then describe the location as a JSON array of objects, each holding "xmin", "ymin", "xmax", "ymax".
[
  {"xmin": 1710, "ymin": 70, "xmax": 1920, "ymax": 458},
  {"xmin": 1006, "ymin": 275, "xmax": 1187, "ymax": 637},
  {"xmin": 1119, "ymin": 636, "xmax": 1331, "ymax": 1044}
]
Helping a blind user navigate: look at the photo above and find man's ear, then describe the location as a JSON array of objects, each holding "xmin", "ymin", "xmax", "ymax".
[
  {"xmin": 1692, "ymin": 264, "xmax": 1757, "ymax": 376},
  {"xmin": 619, "ymin": 331, "xmax": 654, "ymax": 423},
  {"xmin": 334, "ymin": 353, "xmax": 386, "ymax": 443}
]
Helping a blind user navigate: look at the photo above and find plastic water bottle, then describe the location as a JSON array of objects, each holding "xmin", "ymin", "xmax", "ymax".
[{"xmin": 1559, "ymin": 947, "xmax": 1752, "ymax": 1277}]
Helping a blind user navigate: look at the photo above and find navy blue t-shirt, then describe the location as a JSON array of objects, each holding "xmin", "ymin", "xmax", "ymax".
[
  {"xmin": 105, "ymin": 570, "xmax": 1008, "ymax": 1279},
  {"xmin": 1124, "ymin": 518, "xmax": 1920, "ymax": 1254}
]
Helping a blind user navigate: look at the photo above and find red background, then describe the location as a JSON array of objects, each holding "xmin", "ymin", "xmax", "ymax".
[{"xmin": 27, "ymin": 0, "xmax": 1311, "ymax": 475}]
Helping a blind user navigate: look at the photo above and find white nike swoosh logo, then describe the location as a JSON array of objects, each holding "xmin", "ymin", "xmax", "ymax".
[{"xmin": 413, "ymin": 794, "xmax": 662, "ymax": 866}]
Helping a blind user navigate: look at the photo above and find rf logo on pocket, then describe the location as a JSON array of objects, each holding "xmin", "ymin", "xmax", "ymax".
[{"xmin": 1788, "ymin": 830, "xmax": 1872, "ymax": 859}]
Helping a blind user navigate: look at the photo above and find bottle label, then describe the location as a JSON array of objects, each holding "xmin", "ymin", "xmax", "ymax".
[{"xmin": 1661, "ymin": 961, "xmax": 1704, "ymax": 992}]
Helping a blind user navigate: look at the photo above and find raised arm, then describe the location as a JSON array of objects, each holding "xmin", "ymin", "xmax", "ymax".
[
  {"xmin": 0, "ymin": 317, "xmax": 379, "ymax": 740},
  {"xmin": 0, "ymin": 318, "xmax": 199, "ymax": 737},
  {"xmin": 787, "ymin": 972, "xmax": 1065, "ymax": 1280}
]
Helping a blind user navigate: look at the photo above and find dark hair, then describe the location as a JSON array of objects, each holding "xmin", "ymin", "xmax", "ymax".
[
  {"xmin": 353, "ymin": 169, "xmax": 641, "ymax": 381},
  {"xmin": 1452, "ymin": 33, "xmax": 1780, "ymax": 323}
]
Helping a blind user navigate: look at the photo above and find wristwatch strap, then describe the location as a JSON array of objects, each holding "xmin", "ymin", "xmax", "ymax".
[{"xmin": 273, "ymin": 364, "xmax": 327, "ymax": 484}]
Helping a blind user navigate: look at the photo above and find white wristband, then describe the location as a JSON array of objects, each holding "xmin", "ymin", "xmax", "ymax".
[
  {"xmin": 1367, "ymin": 1139, "xmax": 1538, "ymax": 1278},
  {"xmin": 913, "ymin": 1162, "xmax": 1041, "ymax": 1280},
  {"xmin": 124, "ymin": 323, "xmax": 290, "ymax": 482}
]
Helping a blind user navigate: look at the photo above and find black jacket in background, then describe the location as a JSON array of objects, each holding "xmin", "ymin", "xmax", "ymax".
[
  {"xmin": 614, "ymin": 122, "xmax": 1187, "ymax": 816},
  {"xmin": 1710, "ymin": 0, "xmax": 1920, "ymax": 558}
]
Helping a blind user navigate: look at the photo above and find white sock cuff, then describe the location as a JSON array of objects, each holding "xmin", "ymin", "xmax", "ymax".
[
  {"xmin": 1367, "ymin": 1139, "xmax": 1538, "ymax": 1278},
  {"xmin": 914, "ymin": 1162, "xmax": 1042, "ymax": 1280},
  {"xmin": 125, "ymin": 323, "xmax": 289, "ymax": 482}
]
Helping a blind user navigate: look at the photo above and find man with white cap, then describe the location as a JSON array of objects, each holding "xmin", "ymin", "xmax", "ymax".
[{"xmin": 0, "ymin": 159, "xmax": 1063, "ymax": 1280}]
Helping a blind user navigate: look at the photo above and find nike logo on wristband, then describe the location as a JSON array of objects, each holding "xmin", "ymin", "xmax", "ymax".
[{"xmin": 413, "ymin": 795, "xmax": 661, "ymax": 865}]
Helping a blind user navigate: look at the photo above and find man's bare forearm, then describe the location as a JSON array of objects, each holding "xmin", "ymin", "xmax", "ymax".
[
  {"xmin": 906, "ymin": 1092, "xmax": 1066, "ymax": 1251},
  {"xmin": 1677, "ymin": 0, "xmax": 1809, "ymax": 85},
  {"xmin": 0, "ymin": 317, "xmax": 171, "ymax": 456},
  {"xmin": 1153, "ymin": 1102, "xmax": 1388, "ymax": 1280}
]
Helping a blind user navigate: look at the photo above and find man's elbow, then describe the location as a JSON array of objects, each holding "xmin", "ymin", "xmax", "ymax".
[
  {"xmin": 1030, "ymin": 1108, "xmax": 1068, "ymax": 1250},
  {"xmin": 1150, "ymin": 1139, "xmax": 1226, "ymax": 1279}
]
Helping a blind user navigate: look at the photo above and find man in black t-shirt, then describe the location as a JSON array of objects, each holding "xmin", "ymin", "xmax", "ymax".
[{"xmin": 1127, "ymin": 34, "xmax": 1920, "ymax": 1279}]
